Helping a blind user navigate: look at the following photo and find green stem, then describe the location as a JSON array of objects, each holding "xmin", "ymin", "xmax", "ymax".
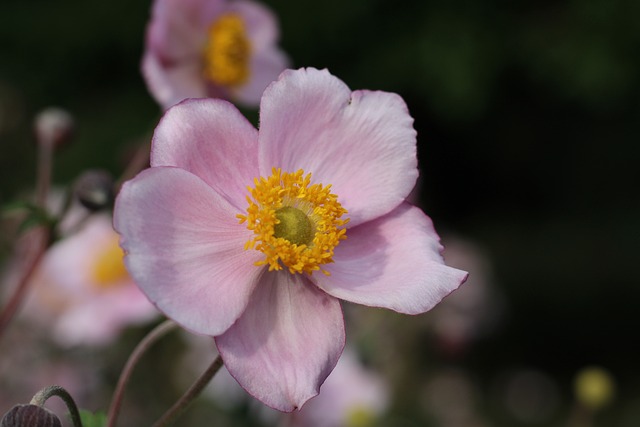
[
  {"xmin": 30, "ymin": 385, "xmax": 83, "ymax": 427},
  {"xmin": 106, "ymin": 320, "xmax": 178, "ymax": 427},
  {"xmin": 151, "ymin": 355, "xmax": 224, "ymax": 427}
]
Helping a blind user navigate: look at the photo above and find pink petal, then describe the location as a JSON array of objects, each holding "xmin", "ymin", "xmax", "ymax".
[
  {"xmin": 150, "ymin": 99, "xmax": 260, "ymax": 211},
  {"xmin": 146, "ymin": 0, "xmax": 221, "ymax": 63},
  {"xmin": 293, "ymin": 348, "xmax": 389, "ymax": 427},
  {"xmin": 258, "ymin": 68, "xmax": 418, "ymax": 226},
  {"xmin": 142, "ymin": 52, "xmax": 207, "ymax": 110},
  {"xmin": 312, "ymin": 203, "xmax": 468, "ymax": 314},
  {"xmin": 228, "ymin": 0, "xmax": 280, "ymax": 51},
  {"xmin": 114, "ymin": 167, "xmax": 263, "ymax": 336},
  {"xmin": 54, "ymin": 286, "xmax": 157, "ymax": 347},
  {"xmin": 232, "ymin": 49, "xmax": 290, "ymax": 107},
  {"xmin": 216, "ymin": 271, "xmax": 345, "ymax": 412},
  {"xmin": 37, "ymin": 214, "xmax": 117, "ymax": 296},
  {"xmin": 223, "ymin": 0, "xmax": 288, "ymax": 107}
]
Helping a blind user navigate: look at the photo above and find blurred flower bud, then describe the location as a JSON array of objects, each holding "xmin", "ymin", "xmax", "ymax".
[
  {"xmin": 34, "ymin": 107, "xmax": 74, "ymax": 149},
  {"xmin": 1, "ymin": 404, "xmax": 62, "ymax": 427},
  {"xmin": 74, "ymin": 169, "xmax": 115, "ymax": 211},
  {"xmin": 574, "ymin": 366, "xmax": 615, "ymax": 410}
]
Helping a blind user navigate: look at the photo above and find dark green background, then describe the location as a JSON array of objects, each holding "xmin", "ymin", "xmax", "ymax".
[{"xmin": 1, "ymin": 0, "xmax": 639, "ymax": 425}]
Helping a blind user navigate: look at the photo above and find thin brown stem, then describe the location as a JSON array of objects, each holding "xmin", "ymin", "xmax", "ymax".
[
  {"xmin": 151, "ymin": 355, "xmax": 224, "ymax": 427},
  {"xmin": 106, "ymin": 320, "xmax": 178, "ymax": 427},
  {"xmin": 0, "ymin": 227, "xmax": 49, "ymax": 340},
  {"xmin": 115, "ymin": 139, "xmax": 151, "ymax": 193},
  {"xmin": 0, "ymin": 130, "xmax": 56, "ymax": 340},
  {"xmin": 35, "ymin": 139, "xmax": 53, "ymax": 208}
]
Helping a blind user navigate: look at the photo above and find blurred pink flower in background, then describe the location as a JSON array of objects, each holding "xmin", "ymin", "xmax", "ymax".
[
  {"xmin": 115, "ymin": 68, "xmax": 467, "ymax": 411},
  {"xmin": 143, "ymin": 0, "xmax": 289, "ymax": 109},
  {"xmin": 26, "ymin": 214, "xmax": 158, "ymax": 347},
  {"xmin": 431, "ymin": 236, "xmax": 503, "ymax": 356},
  {"xmin": 286, "ymin": 348, "xmax": 389, "ymax": 427}
]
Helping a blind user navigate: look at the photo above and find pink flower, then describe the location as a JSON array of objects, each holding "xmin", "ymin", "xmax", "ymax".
[
  {"xmin": 142, "ymin": 0, "xmax": 289, "ymax": 109},
  {"xmin": 286, "ymin": 349, "xmax": 389, "ymax": 427},
  {"xmin": 28, "ymin": 215, "xmax": 158, "ymax": 346},
  {"xmin": 114, "ymin": 68, "xmax": 468, "ymax": 411}
]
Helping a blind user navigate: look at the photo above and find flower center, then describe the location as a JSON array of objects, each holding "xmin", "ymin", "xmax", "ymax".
[
  {"xmin": 92, "ymin": 235, "xmax": 129, "ymax": 288},
  {"xmin": 273, "ymin": 206, "xmax": 314, "ymax": 246},
  {"xmin": 238, "ymin": 168, "xmax": 349, "ymax": 275},
  {"xmin": 203, "ymin": 13, "xmax": 251, "ymax": 87}
]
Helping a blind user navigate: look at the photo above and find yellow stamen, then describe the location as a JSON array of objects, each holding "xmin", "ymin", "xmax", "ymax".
[
  {"xmin": 92, "ymin": 235, "xmax": 129, "ymax": 288},
  {"xmin": 203, "ymin": 13, "xmax": 251, "ymax": 87},
  {"xmin": 237, "ymin": 168, "xmax": 349, "ymax": 275}
]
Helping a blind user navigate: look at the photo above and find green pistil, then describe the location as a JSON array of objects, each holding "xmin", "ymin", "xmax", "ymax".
[{"xmin": 273, "ymin": 206, "xmax": 313, "ymax": 246}]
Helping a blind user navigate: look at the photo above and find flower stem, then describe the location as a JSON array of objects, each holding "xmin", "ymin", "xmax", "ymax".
[
  {"xmin": 0, "ymin": 227, "xmax": 49, "ymax": 341},
  {"xmin": 30, "ymin": 385, "xmax": 83, "ymax": 427},
  {"xmin": 35, "ymin": 138, "xmax": 53, "ymax": 209},
  {"xmin": 115, "ymin": 139, "xmax": 151, "ymax": 193},
  {"xmin": 0, "ymin": 124, "xmax": 55, "ymax": 340},
  {"xmin": 106, "ymin": 319, "xmax": 178, "ymax": 427},
  {"xmin": 151, "ymin": 355, "xmax": 224, "ymax": 427}
]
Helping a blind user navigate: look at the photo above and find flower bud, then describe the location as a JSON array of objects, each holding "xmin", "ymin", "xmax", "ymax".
[
  {"xmin": 74, "ymin": 169, "xmax": 115, "ymax": 211},
  {"xmin": 34, "ymin": 107, "xmax": 74, "ymax": 149},
  {"xmin": 1, "ymin": 405, "xmax": 62, "ymax": 427}
]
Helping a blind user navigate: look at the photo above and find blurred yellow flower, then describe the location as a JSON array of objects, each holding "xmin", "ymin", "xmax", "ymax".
[{"xmin": 574, "ymin": 366, "xmax": 615, "ymax": 410}]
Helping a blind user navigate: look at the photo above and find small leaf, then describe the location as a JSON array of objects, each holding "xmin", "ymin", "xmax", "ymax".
[
  {"xmin": 1, "ymin": 201, "xmax": 40, "ymax": 215},
  {"xmin": 2, "ymin": 201, "xmax": 56, "ymax": 234},
  {"xmin": 17, "ymin": 210, "xmax": 55, "ymax": 234},
  {"xmin": 78, "ymin": 410, "xmax": 107, "ymax": 427}
]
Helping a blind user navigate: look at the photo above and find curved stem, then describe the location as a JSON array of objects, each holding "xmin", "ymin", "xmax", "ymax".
[
  {"xmin": 115, "ymin": 139, "xmax": 151, "ymax": 193},
  {"xmin": 106, "ymin": 320, "xmax": 178, "ymax": 427},
  {"xmin": 31, "ymin": 385, "xmax": 83, "ymax": 427},
  {"xmin": 151, "ymin": 355, "xmax": 224, "ymax": 427},
  {"xmin": 0, "ymin": 227, "xmax": 49, "ymax": 341}
]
